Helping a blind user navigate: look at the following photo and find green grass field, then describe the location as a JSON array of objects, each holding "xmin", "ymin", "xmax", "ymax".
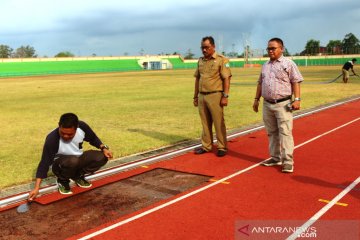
[{"xmin": 1, "ymin": 66, "xmax": 359, "ymax": 189}]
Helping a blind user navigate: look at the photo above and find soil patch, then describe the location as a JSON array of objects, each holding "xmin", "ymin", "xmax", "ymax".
[{"xmin": 0, "ymin": 168, "xmax": 211, "ymax": 240}]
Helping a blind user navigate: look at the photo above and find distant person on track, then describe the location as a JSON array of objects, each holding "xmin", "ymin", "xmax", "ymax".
[
  {"xmin": 253, "ymin": 38, "xmax": 303, "ymax": 173},
  {"xmin": 342, "ymin": 58, "xmax": 357, "ymax": 83},
  {"xmin": 193, "ymin": 36, "xmax": 232, "ymax": 157},
  {"xmin": 28, "ymin": 113, "xmax": 113, "ymax": 199}
]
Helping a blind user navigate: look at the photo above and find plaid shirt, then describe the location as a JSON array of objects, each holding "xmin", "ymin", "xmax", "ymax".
[{"xmin": 258, "ymin": 56, "xmax": 303, "ymax": 100}]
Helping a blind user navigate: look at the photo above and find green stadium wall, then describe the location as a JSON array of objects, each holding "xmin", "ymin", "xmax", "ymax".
[
  {"xmin": 0, "ymin": 58, "xmax": 142, "ymax": 77},
  {"xmin": 1, "ymin": 55, "xmax": 359, "ymax": 77}
]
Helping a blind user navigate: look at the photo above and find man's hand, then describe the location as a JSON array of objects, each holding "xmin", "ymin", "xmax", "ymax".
[
  {"xmin": 103, "ymin": 149, "xmax": 113, "ymax": 159},
  {"xmin": 253, "ymin": 99, "xmax": 260, "ymax": 112},
  {"xmin": 28, "ymin": 178, "xmax": 42, "ymax": 201},
  {"xmin": 220, "ymin": 97, "xmax": 228, "ymax": 106},
  {"xmin": 291, "ymin": 100, "xmax": 301, "ymax": 110},
  {"xmin": 28, "ymin": 188, "xmax": 39, "ymax": 201},
  {"xmin": 193, "ymin": 97, "xmax": 198, "ymax": 107}
]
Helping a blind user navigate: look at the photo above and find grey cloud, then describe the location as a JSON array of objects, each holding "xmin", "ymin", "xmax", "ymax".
[{"xmin": 1, "ymin": 0, "xmax": 359, "ymax": 57}]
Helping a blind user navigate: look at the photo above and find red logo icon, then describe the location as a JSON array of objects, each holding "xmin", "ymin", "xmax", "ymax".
[{"xmin": 238, "ymin": 224, "xmax": 250, "ymax": 236}]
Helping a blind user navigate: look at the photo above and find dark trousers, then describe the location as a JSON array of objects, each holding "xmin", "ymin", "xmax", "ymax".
[{"xmin": 52, "ymin": 150, "xmax": 108, "ymax": 183}]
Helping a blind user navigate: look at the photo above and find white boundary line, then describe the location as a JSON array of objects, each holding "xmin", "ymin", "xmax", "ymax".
[
  {"xmin": 79, "ymin": 117, "xmax": 360, "ymax": 240},
  {"xmin": 227, "ymin": 96, "xmax": 360, "ymax": 140},
  {"xmin": 286, "ymin": 176, "xmax": 360, "ymax": 240},
  {"xmin": 295, "ymin": 117, "xmax": 360, "ymax": 148},
  {"xmin": 0, "ymin": 96, "xmax": 359, "ymax": 208}
]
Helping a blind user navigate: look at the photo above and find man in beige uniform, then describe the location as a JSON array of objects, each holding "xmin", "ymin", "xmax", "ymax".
[{"xmin": 193, "ymin": 36, "xmax": 232, "ymax": 157}]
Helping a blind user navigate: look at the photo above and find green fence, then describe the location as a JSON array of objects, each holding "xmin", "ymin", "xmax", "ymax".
[
  {"xmin": 1, "ymin": 56, "xmax": 358, "ymax": 77},
  {"xmin": 292, "ymin": 57, "xmax": 352, "ymax": 66},
  {"xmin": 167, "ymin": 58, "xmax": 197, "ymax": 69},
  {"xmin": 0, "ymin": 59, "xmax": 142, "ymax": 77}
]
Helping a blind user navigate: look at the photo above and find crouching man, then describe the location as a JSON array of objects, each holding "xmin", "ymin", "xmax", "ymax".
[{"xmin": 29, "ymin": 113, "xmax": 113, "ymax": 199}]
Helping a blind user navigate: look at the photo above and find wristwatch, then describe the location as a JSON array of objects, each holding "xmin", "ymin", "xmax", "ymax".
[
  {"xmin": 100, "ymin": 145, "xmax": 109, "ymax": 151},
  {"xmin": 222, "ymin": 92, "xmax": 229, "ymax": 98},
  {"xmin": 294, "ymin": 97, "xmax": 301, "ymax": 101}
]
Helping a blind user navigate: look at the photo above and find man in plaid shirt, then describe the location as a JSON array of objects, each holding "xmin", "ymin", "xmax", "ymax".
[{"xmin": 253, "ymin": 37, "xmax": 303, "ymax": 173}]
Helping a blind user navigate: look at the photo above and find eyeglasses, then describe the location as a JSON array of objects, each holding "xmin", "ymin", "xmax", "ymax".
[
  {"xmin": 201, "ymin": 46, "xmax": 212, "ymax": 50},
  {"xmin": 266, "ymin": 47, "xmax": 280, "ymax": 51}
]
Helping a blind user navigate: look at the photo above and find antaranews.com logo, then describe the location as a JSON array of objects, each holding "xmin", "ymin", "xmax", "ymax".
[
  {"xmin": 235, "ymin": 220, "xmax": 359, "ymax": 240},
  {"xmin": 237, "ymin": 224, "xmax": 316, "ymax": 238}
]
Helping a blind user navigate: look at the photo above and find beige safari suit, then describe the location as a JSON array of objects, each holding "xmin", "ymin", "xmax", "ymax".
[{"xmin": 194, "ymin": 52, "xmax": 232, "ymax": 151}]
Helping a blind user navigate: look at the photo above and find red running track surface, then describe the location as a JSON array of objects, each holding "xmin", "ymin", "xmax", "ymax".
[
  {"xmin": 41, "ymin": 100, "xmax": 360, "ymax": 239},
  {"xmin": 71, "ymin": 99, "xmax": 360, "ymax": 240}
]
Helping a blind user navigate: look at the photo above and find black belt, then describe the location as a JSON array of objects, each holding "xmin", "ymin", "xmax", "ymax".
[
  {"xmin": 265, "ymin": 96, "xmax": 291, "ymax": 104},
  {"xmin": 199, "ymin": 91, "xmax": 221, "ymax": 95}
]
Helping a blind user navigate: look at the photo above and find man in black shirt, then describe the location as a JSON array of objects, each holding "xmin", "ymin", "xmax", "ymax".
[
  {"xmin": 29, "ymin": 113, "xmax": 113, "ymax": 199},
  {"xmin": 342, "ymin": 58, "xmax": 357, "ymax": 83}
]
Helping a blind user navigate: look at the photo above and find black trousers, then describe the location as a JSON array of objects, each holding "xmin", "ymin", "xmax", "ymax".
[{"xmin": 52, "ymin": 150, "xmax": 108, "ymax": 183}]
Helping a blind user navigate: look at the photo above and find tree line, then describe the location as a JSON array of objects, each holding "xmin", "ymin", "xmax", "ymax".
[
  {"xmin": 0, "ymin": 45, "xmax": 37, "ymax": 58},
  {"xmin": 303, "ymin": 33, "xmax": 360, "ymax": 56},
  {"xmin": 1, "ymin": 33, "xmax": 359, "ymax": 59},
  {"xmin": 184, "ymin": 32, "xmax": 360, "ymax": 59},
  {"xmin": 0, "ymin": 45, "xmax": 75, "ymax": 59}
]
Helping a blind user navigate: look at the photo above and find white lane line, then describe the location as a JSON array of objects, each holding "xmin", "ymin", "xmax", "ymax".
[
  {"xmin": 295, "ymin": 117, "xmax": 360, "ymax": 149},
  {"xmin": 286, "ymin": 176, "xmax": 360, "ymax": 240},
  {"xmin": 229, "ymin": 96, "xmax": 360, "ymax": 140},
  {"xmin": 79, "ymin": 162, "xmax": 264, "ymax": 240},
  {"xmin": 79, "ymin": 117, "xmax": 360, "ymax": 240}
]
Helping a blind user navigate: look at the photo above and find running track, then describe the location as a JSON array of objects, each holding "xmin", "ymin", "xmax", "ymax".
[
  {"xmin": 14, "ymin": 99, "xmax": 360, "ymax": 239},
  {"xmin": 70, "ymin": 98, "xmax": 360, "ymax": 240}
]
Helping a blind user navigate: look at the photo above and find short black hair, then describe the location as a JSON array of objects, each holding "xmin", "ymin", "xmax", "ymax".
[
  {"xmin": 352, "ymin": 58, "xmax": 357, "ymax": 62},
  {"xmin": 202, "ymin": 36, "xmax": 215, "ymax": 46},
  {"xmin": 269, "ymin": 37, "xmax": 284, "ymax": 47},
  {"xmin": 59, "ymin": 113, "xmax": 79, "ymax": 128}
]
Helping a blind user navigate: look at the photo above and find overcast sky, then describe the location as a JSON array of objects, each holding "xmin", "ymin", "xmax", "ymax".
[{"xmin": 1, "ymin": 0, "xmax": 359, "ymax": 57}]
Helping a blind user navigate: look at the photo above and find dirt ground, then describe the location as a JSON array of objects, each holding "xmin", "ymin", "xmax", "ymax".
[{"xmin": 0, "ymin": 168, "xmax": 211, "ymax": 240}]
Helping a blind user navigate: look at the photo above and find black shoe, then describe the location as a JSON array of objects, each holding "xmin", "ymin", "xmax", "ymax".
[
  {"xmin": 74, "ymin": 176, "xmax": 92, "ymax": 188},
  {"xmin": 57, "ymin": 179, "xmax": 73, "ymax": 195},
  {"xmin": 194, "ymin": 147, "xmax": 209, "ymax": 155},
  {"xmin": 262, "ymin": 159, "xmax": 282, "ymax": 166},
  {"xmin": 217, "ymin": 150, "xmax": 227, "ymax": 157},
  {"xmin": 282, "ymin": 164, "xmax": 294, "ymax": 173}
]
